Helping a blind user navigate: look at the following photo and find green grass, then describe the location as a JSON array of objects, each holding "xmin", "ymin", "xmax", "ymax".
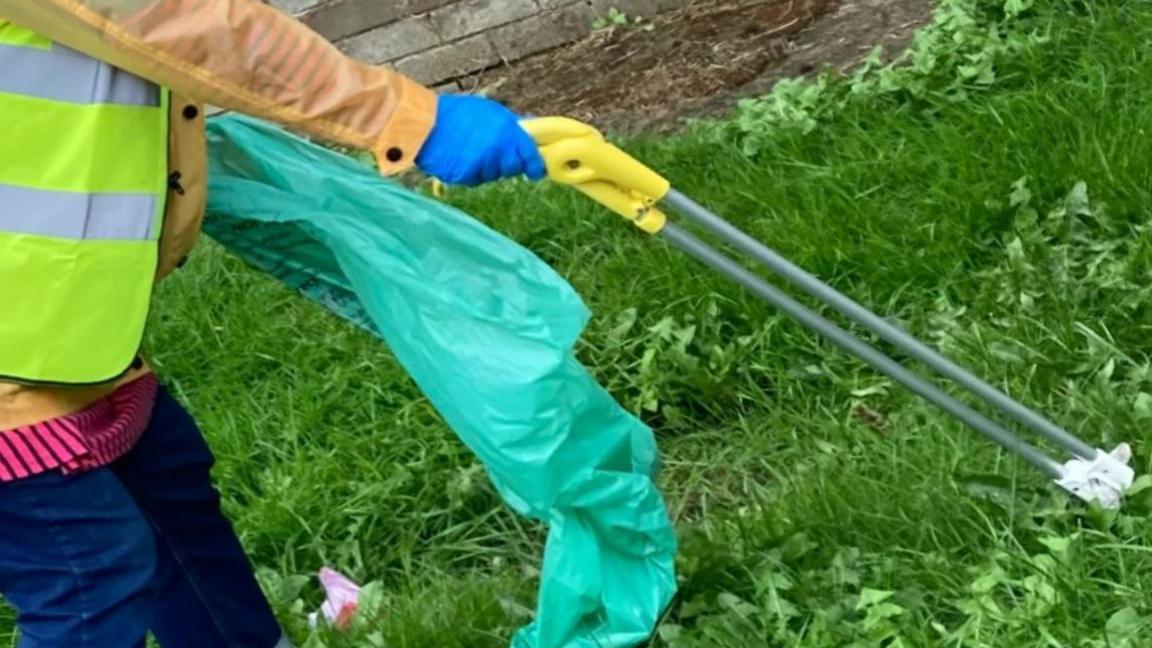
[{"xmin": 6, "ymin": 0, "xmax": 1152, "ymax": 644}]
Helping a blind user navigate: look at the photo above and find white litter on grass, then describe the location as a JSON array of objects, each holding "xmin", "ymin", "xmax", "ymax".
[{"xmin": 1056, "ymin": 443, "xmax": 1136, "ymax": 509}]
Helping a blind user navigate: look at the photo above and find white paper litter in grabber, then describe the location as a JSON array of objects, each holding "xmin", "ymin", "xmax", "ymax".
[{"xmin": 1056, "ymin": 444, "xmax": 1136, "ymax": 509}]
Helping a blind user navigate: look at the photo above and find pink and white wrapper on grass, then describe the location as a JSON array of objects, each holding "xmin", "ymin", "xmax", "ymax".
[{"xmin": 308, "ymin": 568, "xmax": 361, "ymax": 630}]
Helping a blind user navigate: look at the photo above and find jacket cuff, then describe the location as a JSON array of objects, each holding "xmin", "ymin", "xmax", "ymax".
[{"xmin": 371, "ymin": 75, "xmax": 437, "ymax": 175}]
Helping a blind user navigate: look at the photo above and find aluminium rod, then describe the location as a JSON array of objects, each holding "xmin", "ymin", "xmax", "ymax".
[
  {"xmin": 663, "ymin": 189, "xmax": 1095, "ymax": 460},
  {"xmin": 658, "ymin": 222, "xmax": 1064, "ymax": 478}
]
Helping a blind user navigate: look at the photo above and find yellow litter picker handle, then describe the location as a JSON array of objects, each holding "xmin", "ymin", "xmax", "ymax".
[{"xmin": 521, "ymin": 118, "xmax": 671, "ymax": 234}]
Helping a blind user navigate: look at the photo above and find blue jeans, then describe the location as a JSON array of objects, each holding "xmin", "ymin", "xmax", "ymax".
[{"xmin": 0, "ymin": 387, "xmax": 286, "ymax": 647}]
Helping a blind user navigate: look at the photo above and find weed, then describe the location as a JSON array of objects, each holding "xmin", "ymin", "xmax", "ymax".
[
  {"xmin": 592, "ymin": 7, "xmax": 655, "ymax": 32},
  {"xmin": 720, "ymin": 0, "xmax": 1053, "ymax": 156}
]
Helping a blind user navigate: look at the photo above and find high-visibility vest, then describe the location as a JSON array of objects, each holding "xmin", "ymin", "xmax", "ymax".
[{"xmin": 0, "ymin": 21, "xmax": 169, "ymax": 386}]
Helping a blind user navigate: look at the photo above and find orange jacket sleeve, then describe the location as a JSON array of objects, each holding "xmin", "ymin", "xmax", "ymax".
[{"xmin": 0, "ymin": 0, "xmax": 436, "ymax": 173}]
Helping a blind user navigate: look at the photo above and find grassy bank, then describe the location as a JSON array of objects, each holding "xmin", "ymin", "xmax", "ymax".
[{"xmin": 5, "ymin": 0, "xmax": 1152, "ymax": 644}]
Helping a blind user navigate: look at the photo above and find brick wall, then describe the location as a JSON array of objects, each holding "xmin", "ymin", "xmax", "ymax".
[{"xmin": 271, "ymin": 0, "xmax": 689, "ymax": 88}]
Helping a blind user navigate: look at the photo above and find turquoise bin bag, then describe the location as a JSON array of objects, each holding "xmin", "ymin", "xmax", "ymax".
[{"xmin": 202, "ymin": 114, "xmax": 677, "ymax": 648}]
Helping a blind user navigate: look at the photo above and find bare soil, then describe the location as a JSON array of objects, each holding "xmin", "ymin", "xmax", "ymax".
[{"xmin": 475, "ymin": 0, "xmax": 934, "ymax": 132}]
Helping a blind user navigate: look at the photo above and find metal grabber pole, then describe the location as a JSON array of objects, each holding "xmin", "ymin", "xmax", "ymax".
[{"xmin": 521, "ymin": 117, "xmax": 1136, "ymax": 508}]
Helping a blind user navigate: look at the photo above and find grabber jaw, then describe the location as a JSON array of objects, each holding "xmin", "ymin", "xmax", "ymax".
[{"xmin": 1055, "ymin": 444, "xmax": 1136, "ymax": 509}]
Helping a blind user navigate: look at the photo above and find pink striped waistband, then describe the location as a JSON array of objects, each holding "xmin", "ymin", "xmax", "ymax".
[{"xmin": 0, "ymin": 374, "xmax": 158, "ymax": 482}]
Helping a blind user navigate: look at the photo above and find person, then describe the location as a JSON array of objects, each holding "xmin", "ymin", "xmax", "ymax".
[{"xmin": 0, "ymin": 2, "xmax": 545, "ymax": 646}]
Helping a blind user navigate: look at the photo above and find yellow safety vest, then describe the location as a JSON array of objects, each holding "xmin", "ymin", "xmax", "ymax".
[{"xmin": 0, "ymin": 21, "xmax": 168, "ymax": 386}]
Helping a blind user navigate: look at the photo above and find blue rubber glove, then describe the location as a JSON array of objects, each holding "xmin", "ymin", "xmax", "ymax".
[{"xmin": 415, "ymin": 94, "xmax": 547, "ymax": 186}]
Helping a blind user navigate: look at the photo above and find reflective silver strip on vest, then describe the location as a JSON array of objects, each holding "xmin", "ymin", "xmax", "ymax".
[
  {"xmin": 0, "ymin": 184, "xmax": 155, "ymax": 241},
  {"xmin": 0, "ymin": 43, "xmax": 159, "ymax": 106}
]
